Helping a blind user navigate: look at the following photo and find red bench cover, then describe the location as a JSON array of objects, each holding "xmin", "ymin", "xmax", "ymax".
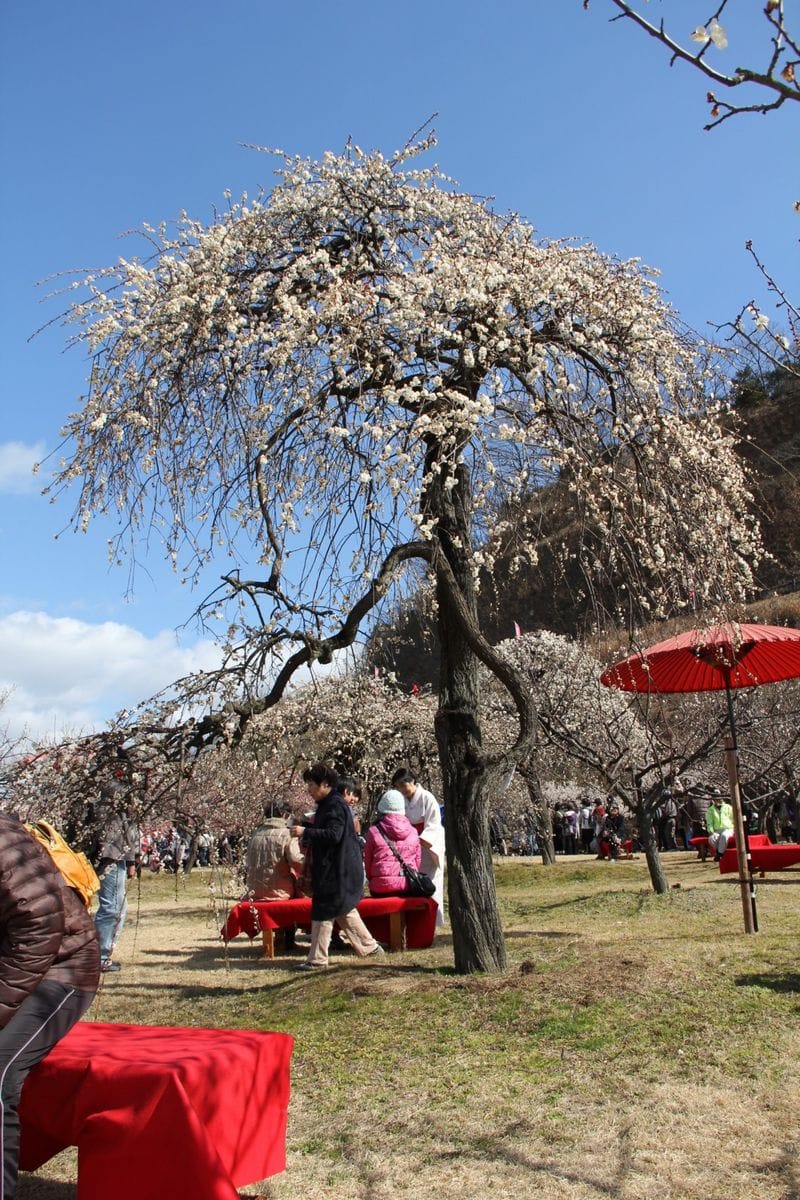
[
  {"xmin": 223, "ymin": 895, "xmax": 438, "ymax": 949},
  {"xmin": 718, "ymin": 834, "xmax": 800, "ymax": 874},
  {"xmin": 598, "ymin": 838, "xmax": 634, "ymax": 857},
  {"xmin": 19, "ymin": 1022, "xmax": 293, "ymax": 1200}
]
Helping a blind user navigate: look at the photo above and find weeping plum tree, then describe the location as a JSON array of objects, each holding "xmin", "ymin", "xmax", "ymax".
[{"xmin": 51, "ymin": 135, "xmax": 761, "ymax": 972}]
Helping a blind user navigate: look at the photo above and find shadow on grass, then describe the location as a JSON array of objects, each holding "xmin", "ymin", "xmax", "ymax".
[
  {"xmin": 17, "ymin": 1177, "xmax": 75, "ymax": 1199},
  {"xmin": 438, "ymin": 1115, "xmax": 632, "ymax": 1197},
  {"xmin": 504, "ymin": 929, "xmax": 576, "ymax": 939},
  {"xmin": 530, "ymin": 891, "xmax": 624, "ymax": 912},
  {"xmin": 734, "ymin": 969, "xmax": 800, "ymax": 994},
  {"xmin": 762, "ymin": 1141, "xmax": 800, "ymax": 1200},
  {"xmin": 92, "ymin": 950, "xmax": 458, "ymax": 1001}
]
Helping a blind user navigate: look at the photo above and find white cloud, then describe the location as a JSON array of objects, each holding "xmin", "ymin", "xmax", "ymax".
[
  {"xmin": 0, "ymin": 610, "xmax": 223, "ymax": 743},
  {"xmin": 0, "ymin": 441, "xmax": 46, "ymax": 495}
]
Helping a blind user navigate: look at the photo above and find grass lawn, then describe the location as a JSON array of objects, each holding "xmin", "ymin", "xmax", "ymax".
[{"xmin": 18, "ymin": 853, "xmax": 800, "ymax": 1200}]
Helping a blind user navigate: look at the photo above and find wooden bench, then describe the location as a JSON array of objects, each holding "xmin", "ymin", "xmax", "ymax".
[
  {"xmin": 19, "ymin": 1021, "xmax": 293, "ymax": 1200},
  {"xmin": 223, "ymin": 895, "xmax": 438, "ymax": 958}
]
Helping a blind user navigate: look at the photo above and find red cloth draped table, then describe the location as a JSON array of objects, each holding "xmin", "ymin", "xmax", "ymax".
[
  {"xmin": 19, "ymin": 1022, "xmax": 293, "ymax": 1200},
  {"xmin": 223, "ymin": 895, "xmax": 438, "ymax": 956}
]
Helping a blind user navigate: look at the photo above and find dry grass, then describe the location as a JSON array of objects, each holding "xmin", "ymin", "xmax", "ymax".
[{"xmin": 18, "ymin": 854, "xmax": 800, "ymax": 1200}]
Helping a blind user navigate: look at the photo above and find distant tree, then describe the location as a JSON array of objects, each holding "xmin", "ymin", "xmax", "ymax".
[
  {"xmin": 0, "ymin": 688, "xmax": 25, "ymax": 804},
  {"xmin": 50, "ymin": 137, "xmax": 760, "ymax": 971},
  {"xmin": 483, "ymin": 630, "xmax": 800, "ymax": 892},
  {"xmin": 243, "ymin": 670, "xmax": 440, "ymax": 812},
  {"xmin": 729, "ymin": 358, "xmax": 800, "ymax": 591}
]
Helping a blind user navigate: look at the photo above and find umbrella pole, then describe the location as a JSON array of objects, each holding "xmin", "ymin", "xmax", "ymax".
[{"xmin": 724, "ymin": 682, "xmax": 758, "ymax": 934}]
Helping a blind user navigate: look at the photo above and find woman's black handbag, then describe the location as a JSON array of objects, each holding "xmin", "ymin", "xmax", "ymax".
[{"xmin": 376, "ymin": 822, "xmax": 436, "ymax": 897}]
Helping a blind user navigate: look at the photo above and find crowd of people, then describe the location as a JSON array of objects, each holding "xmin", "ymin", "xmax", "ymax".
[
  {"xmin": 245, "ymin": 764, "xmax": 445, "ymax": 970},
  {"xmin": 489, "ymin": 783, "xmax": 768, "ymax": 864}
]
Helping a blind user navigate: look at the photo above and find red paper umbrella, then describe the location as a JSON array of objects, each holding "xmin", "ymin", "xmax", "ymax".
[
  {"xmin": 599, "ymin": 623, "xmax": 800, "ymax": 694},
  {"xmin": 601, "ymin": 623, "xmax": 800, "ymax": 935}
]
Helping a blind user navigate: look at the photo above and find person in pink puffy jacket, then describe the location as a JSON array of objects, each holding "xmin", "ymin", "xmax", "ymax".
[{"xmin": 364, "ymin": 790, "xmax": 422, "ymax": 896}]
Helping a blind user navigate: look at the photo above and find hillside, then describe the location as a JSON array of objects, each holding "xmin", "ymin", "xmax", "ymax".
[{"xmin": 369, "ymin": 362, "xmax": 800, "ymax": 687}]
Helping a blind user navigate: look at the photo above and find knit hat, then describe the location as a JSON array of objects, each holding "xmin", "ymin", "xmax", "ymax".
[{"xmin": 377, "ymin": 789, "xmax": 405, "ymax": 815}]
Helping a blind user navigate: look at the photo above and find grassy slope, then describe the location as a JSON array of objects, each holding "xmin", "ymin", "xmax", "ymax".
[{"xmin": 19, "ymin": 857, "xmax": 800, "ymax": 1200}]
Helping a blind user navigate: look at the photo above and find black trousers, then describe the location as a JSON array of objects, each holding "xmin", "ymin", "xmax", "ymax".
[{"xmin": 1, "ymin": 980, "xmax": 95, "ymax": 1200}]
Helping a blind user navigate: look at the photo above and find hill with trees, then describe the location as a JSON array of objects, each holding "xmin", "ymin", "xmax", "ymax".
[{"xmin": 368, "ymin": 360, "xmax": 800, "ymax": 689}]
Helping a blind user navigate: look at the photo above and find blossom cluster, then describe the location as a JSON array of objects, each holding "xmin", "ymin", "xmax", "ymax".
[{"xmin": 52, "ymin": 139, "xmax": 761, "ymax": 692}]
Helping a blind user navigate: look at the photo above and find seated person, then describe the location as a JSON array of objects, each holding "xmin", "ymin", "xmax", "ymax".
[
  {"xmin": 601, "ymin": 804, "xmax": 626, "ymax": 861},
  {"xmin": 245, "ymin": 802, "xmax": 304, "ymax": 900},
  {"xmin": 391, "ymin": 767, "xmax": 445, "ymax": 924},
  {"xmin": 706, "ymin": 793, "xmax": 735, "ymax": 861},
  {"xmin": 364, "ymin": 790, "xmax": 422, "ymax": 896}
]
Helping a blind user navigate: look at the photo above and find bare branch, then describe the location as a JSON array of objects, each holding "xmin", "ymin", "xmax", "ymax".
[{"xmin": 586, "ymin": 0, "xmax": 800, "ymax": 127}]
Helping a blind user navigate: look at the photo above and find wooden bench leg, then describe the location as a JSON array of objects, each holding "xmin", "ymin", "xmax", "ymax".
[
  {"xmin": 387, "ymin": 911, "xmax": 406, "ymax": 952},
  {"xmin": 261, "ymin": 928, "xmax": 275, "ymax": 959}
]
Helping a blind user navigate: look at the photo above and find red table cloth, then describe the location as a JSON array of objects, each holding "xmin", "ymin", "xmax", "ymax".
[
  {"xmin": 19, "ymin": 1021, "xmax": 293, "ymax": 1200},
  {"xmin": 223, "ymin": 895, "xmax": 438, "ymax": 950}
]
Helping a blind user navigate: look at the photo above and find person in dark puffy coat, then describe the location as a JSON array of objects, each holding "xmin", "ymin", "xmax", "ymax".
[
  {"xmin": 0, "ymin": 811, "xmax": 100, "ymax": 1199},
  {"xmin": 290, "ymin": 764, "xmax": 384, "ymax": 970},
  {"xmin": 364, "ymin": 790, "xmax": 422, "ymax": 895}
]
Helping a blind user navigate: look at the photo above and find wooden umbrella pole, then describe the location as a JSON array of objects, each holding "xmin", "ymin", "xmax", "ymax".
[
  {"xmin": 723, "ymin": 736, "xmax": 755, "ymax": 934},
  {"xmin": 723, "ymin": 678, "xmax": 757, "ymax": 934}
]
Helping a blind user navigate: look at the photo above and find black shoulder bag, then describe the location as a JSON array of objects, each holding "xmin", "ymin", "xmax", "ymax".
[{"xmin": 375, "ymin": 822, "xmax": 436, "ymax": 898}]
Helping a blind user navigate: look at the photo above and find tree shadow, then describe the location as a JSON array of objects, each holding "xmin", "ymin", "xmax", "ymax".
[
  {"xmin": 761, "ymin": 1141, "xmax": 800, "ymax": 1200},
  {"xmin": 734, "ymin": 969, "xmax": 800, "ymax": 995},
  {"xmin": 436, "ymin": 1114, "xmax": 631, "ymax": 1197},
  {"xmin": 504, "ymin": 929, "xmax": 576, "ymax": 939},
  {"xmin": 531, "ymin": 892, "xmax": 609, "ymax": 911}
]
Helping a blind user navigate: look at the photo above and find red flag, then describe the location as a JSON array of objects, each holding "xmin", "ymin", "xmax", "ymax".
[{"xmin": 514, "ymin": 622, "xmax": 522, "ymax": 639}]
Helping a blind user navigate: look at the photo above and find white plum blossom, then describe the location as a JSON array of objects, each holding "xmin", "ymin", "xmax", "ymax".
[
  {"xmin": 691, "ymin": 19, "xmax": 728, "ymax": 49},
  {"xmin": 52, "ymin": 138, "xmax": 759, "ymax": 652},
  {"xmin": 707, "ymin": 18, "xmax": 728, "ymax": 49},
  {"xmin": 47, "ymin": 137, "xmax": 763, "ymax": 972}
]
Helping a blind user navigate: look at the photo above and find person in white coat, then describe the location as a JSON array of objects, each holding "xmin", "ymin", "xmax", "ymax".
[{"xmin": 391, "ymin": 768, "xmax": 445, "ymax": 927}]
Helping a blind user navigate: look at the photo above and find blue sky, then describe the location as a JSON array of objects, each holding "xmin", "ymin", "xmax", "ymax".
[{"xmin": 1, "ymin": 0, "xmax": 797, "ymax": 739}]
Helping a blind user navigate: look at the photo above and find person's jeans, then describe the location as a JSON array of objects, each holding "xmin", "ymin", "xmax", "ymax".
[
  {"xmin": 1, "ymin": 980, "xmax": 95, "ymax": 1200},
  {"xmin": 94, "ymin": 861, "xmax": 128, "ymax": 962}
]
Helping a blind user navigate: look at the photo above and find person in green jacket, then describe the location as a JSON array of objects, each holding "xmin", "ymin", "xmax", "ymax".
[{"xmin": 706, "ymin": 792, "xmax": 735, "ymax": 861}]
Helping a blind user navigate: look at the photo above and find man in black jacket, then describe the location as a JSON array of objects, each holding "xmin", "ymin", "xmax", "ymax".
[
  {"xmin": 290, "ymin": 764, "xmax": 384, "ymax": 970},
  {"xmin": 0, "ymin": 811, "xmax": 100, "ymax": 1199}
]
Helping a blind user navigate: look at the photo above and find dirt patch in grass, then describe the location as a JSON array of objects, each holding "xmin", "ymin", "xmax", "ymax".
[{"xmin": 18, "ymin": 857, "xmax": 800, "ymax": 1200}]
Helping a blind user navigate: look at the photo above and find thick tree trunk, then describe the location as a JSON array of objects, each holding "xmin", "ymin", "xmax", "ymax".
[
  {"xmin": 637, "ymin": 803, "xmax": 670, "ymax": 894},
  {"xmin": 431, "ymin": 457, "xmax": 507, "ymax": 974}
]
